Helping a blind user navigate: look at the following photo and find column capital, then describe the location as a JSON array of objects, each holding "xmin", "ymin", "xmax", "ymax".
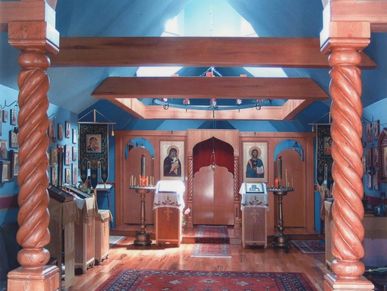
[
  {"xmin": 320, "ymin": 21, "xmax": 370, "ymax": 54},
  {"xmin": 8, "ymin": 20, "xmax": 59, "ymax": 54}
]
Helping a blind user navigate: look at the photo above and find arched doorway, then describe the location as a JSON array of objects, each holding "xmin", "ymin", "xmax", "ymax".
[
  {"xmin": 123, "ymin": 138, "xmax": 155, "ymax": 225},
  {"xmin": 274, "ymin": 140, "xmax": 306, "ymax": 228},
  {"xmin": 192, "ymin": 138, "xmax": 235, "ymax": 225}
]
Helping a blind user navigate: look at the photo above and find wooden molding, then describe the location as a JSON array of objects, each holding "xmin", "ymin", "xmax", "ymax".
[
  {"xmin": 51, "ymin": 37, "xmax": 375, "ymax": 68},
  {"xmin": 93, "ymin": 77, "xmax": 328, "ymax": 100},
  {"xmin": 0, "ymin": 1, "xmax": 56, "ymax": 32},
  {"xmin": 328, "ymin": 0, "xmax": 387, "ymax": 32}
]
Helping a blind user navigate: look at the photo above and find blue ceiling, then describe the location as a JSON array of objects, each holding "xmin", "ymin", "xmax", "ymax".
[{"xmin": 0, "ymin": 0, "xmax": 386, "ymax": 128}]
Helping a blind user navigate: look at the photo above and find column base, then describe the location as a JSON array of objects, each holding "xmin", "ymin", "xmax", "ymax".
[
  {"xmin": 8, "ymin": 265, "xmax": 60, "ymax": 291},
  {"xmin": 324, "ymin": 272, "xmax": 374, "ymax": 290}
]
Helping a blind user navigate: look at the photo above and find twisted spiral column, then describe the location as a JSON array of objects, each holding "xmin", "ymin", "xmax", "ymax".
[
  {"xmin": 329, "ymin": 47, "xmax": 365, "ymax": 280},
  {"xmin": 233, "ymin": 156, "xmax": 241, "ymax": 230},
  {"xmin": 16, "ymin": 48, "xmax": 51, "ymax": 268},
  {"xmin": 186, "ymin": 156, "xmax": 193, "ymax": 229}
]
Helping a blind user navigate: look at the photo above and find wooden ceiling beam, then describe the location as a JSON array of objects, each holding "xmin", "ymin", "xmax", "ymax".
[
  {"xmin": 109, "ymin": 98, "xmax": 146, "ymax": 119},
  {"xmin": 51, "ymin": 37, "xmax": 375, "ymax": 68},
  {"xmin": 326, "ymin": 0, "xmax": 387, "ymax": 32},
  {"xmin": 282, "ymin": 99, "xmax": 314, "ymax": 120},
  {"xmin": 93, "ymin": 77, "xmax": 329, "ymax": 100},
  {"xmin": 108, "ymin": 98, "xmax": 284, "ymax": 120},
  {"xmin": 99, "ymin": 97, "xmax": 318, "ymax": 120}
]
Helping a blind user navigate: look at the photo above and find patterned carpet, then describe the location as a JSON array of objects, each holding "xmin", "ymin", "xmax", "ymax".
[
  {"xmin": 191, "ymin": 243, "xmax": 231, "ymax": 258},
  {"xmin": 97, "ymin": 269, "xmax": 317, "ymax": 291},
  {"xmin": 291, "ymin": 240, "xmax": 325, "ymax": 254},
  {"xmin": 195, "ymin": 225, "xmax": 230, "ymax": 244}
]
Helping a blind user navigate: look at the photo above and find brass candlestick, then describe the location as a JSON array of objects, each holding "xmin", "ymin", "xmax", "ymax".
[
  {"xmin": 129, "ymin": 185, "xmax": 156, "ymax": 246},
  {"xmin": 267, "ymin": 186, "xmax": 294, "ymax": 252}
]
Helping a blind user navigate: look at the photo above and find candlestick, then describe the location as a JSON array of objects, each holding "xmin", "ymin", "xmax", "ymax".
[
  {"xmin": 141, "ymin": 155, "xmax": 146, "ymax": 177},
  {"xmin": 285, "ymin": 168, "xmax": 288, "ymax": 187},
  {"xmin": 274, "ymin": 177, "xmax": 279, "ymax": 188}
]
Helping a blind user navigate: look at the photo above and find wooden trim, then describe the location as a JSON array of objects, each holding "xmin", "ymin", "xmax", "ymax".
[
  {"xmin": 329, "ymin": 0, "xmax": 387, "ymax": 32},
  {"xmin": 0, "ymin": 1, "xmax": 55, "ymax": 32},
  {"xmin": 51, "ymin": 37, "xmax": 375, "ymax": 68},
  {"xmin": 240, "ymin": 132, "xmax": 315, "ymax": 138},
  {"xmin": 0, "ymin": 194, "xmax": 18, "ymax": 210},
  {"xmin": 93, "ymin": 77, "xmax": 328, "ymax": 99}
]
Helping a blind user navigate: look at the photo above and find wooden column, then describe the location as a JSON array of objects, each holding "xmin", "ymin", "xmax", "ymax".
[
  {"xmin": 233, "ymin": 156, "xmax": 241, "ymax": 232},
  {"xmin": 320, "ymin": 21, "xmax": 373, "ymax": 290},
  {"xmin": 186, "ymin": 156, "xmax": 194, "ymax": 229},
  {"xmin": 7, "ymin": 20, "xmax": 60, "ymax": 291}
]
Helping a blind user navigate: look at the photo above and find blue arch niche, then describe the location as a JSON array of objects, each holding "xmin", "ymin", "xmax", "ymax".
[
  {"xmin": 125, "ymin": 137, "xmax": 155, "ymax": 159},
  {"xmin": 274, "ymin": 139, "xmax": 304, "ymax": 161}
]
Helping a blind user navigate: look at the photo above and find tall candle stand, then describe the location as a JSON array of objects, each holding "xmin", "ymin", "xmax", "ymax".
[
  {"xmin": 267, "ymin": 186, "xmax": 294, "ymax": 251},
  {"xmin": 129, "ymin": 154, "xmax": 156, "ymax": 246},
  {"xmin": 129, "ymin": 183, "xmax": 155, "ymax": 246}
]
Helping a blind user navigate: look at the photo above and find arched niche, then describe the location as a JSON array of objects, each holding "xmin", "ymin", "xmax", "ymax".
[
  {"xmin": 274, "ymin": 139, "xmax": 304, "ymax": 161},
  {"xmin": 193, "ymin": 137, "xmax": 234, "ymax": 175},
  {"xmin": 273, "ymin": 139, "xmax": 307, "ymax": 228},
  {"xmin": 123, "ymin": 137, "xmax": 155, "ymax": 225},
  {"xmin": 187, "ymin": 129, "xmax": 239, "ymax": 157},
  {"xmin": 125, "ymin": 137, "xmax": 155, "ymax": 159}
]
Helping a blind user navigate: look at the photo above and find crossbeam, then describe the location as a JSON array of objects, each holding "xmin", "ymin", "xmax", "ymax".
[
  {"xmin": 108, "ymin": 98, "xmax": 318, "ymax": 121},
  {"xmin": 92, "ymin": 77, "xmax": 328, "ymax": 100},
  {"xmin": 51, "ymin": 37, "xmax": 375, "ymax": 68}
]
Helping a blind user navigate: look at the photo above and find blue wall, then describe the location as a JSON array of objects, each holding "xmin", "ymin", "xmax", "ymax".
[{"xmin": 0, "ymin": 84, "xmax": 78, "ymax": 227}]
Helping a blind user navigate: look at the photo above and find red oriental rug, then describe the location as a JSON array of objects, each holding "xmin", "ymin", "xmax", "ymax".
[
  {"xmin": 195, "ymin": 225, "xmax": 230, "ymax": 244},
  {"xmin": 96, "ymin": 269, "xmax": 316, "ymax": 291},
  {"xmin": 191, "ymin": 243, "xmax": 231, "ymax": 258}
]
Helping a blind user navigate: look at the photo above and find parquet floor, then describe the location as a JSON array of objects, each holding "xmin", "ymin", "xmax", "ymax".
[{"xmin": 70, "ymin": 237, "xmax": 326, "ymax": 290}]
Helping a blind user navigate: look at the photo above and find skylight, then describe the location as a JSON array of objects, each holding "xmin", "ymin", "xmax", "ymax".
[{"xmin": 136, "ymin": 0, "xmax": 287, "ymax": 78}]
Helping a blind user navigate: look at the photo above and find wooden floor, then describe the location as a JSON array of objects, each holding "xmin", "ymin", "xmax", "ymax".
[{"xmin": 70, "ymin": 236, "xmax": 326, "ymax": 290}]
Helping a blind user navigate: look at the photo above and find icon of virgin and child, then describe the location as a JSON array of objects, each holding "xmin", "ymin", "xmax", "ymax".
[
  {"xmin": 246, "ymin": 147, "xmax": 264, "ymax": 178},
  {"xmin": 163, "ymin": 146, "xmax": 181, "ymax": 177}
]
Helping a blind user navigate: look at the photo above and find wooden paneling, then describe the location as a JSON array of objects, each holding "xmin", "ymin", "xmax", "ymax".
[
  {"xmin": 93, "ymin": 77, "xmax": 328, "ymax": 100},
  {"xmin": 193, "ymin": 166, "xmax": 214, "ymax": 224},
  {"xmin": 51, "ymin": 37, "xmax": 375, "ymax": 68},
  {"xmin": 192, "ymin": 166, "xmax": 234, "ymax": 225},
  {"xmin": 240, "ymin": 132, "xmax": 315, "ymax": 235},
  {"xmin": 155, "ymin": 207, "xmax": 182, "ymax": 245},
  {"xmin": 213, "ymin": 166, "xmax": 234, "ymax": 225},
  {"xmin": 114, "ymin": 130, "xmax": 315, "ymax": 236},
  {"xmin": 114, "ymin": 130, "xmax": 186, "ymax": 228}
]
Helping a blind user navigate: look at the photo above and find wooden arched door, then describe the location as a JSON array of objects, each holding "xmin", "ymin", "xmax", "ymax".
[
  {"xmin": 123, "ymin": 147, "xmax": 154, "ymax": 225},
  {"xmin": 279, "ymin": 149, "xmax": 306, "ymax": 228},
  {"xmin": 193, "ymin": 165, "xmax": 234, "ymax": 225},
  {"xmin": 192, "ymin": 138, "xmax": 234, "ymax": 225}
]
